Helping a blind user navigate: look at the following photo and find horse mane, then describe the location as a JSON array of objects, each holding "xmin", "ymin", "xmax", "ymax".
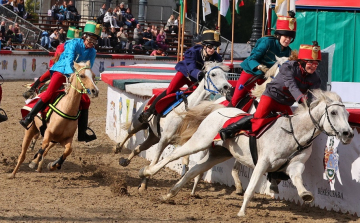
[
  {"xmin": 203, "ymin": 61, "xmax": 230, "ymax": 73},
  {"xmin": 294, "ymin": 89, "xmax": 342, "ymax": 115},
  {"xmin": 172, "ymin": 101, "xmax": 225, "ymax": 145}
]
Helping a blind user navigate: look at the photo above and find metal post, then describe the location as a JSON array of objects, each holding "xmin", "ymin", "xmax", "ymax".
[
  {"xmin": 161, "ymin": 6, "xmax": 163, "ymax": 23},
  {"xmin": 138, "ymin": 0, "xmax": 147, "ymax": 25},
  {"xmin": 248, "ymin": 0, "xmax": 264, "ymax": 47}
]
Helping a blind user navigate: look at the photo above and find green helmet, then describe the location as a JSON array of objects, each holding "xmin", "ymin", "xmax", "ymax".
[
  {"xmin": 83, "ymin": 21, "xmax": 102, "ymax": 39},
  {"xmin": 67, "ymin": 26, "xmax": 82, "ymax": 39}
]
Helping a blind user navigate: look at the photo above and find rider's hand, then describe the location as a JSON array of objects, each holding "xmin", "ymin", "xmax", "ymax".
[
  {"xmin": 197, "ymin": 71, "xmax": 205, "ymax": 82},
  {"xmin": 257, "ymin": 64, "xmax": 269, "ymax": 74}
]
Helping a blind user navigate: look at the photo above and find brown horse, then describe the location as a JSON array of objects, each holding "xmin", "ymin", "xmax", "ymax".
[{"xmin": 9, "ymin": 61, "xmax": 99, "ymax": 178}]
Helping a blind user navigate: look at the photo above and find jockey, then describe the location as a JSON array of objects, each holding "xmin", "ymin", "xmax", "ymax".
[
  {"xmin": 219, "ymin": 41, "xmax": 322, "ymax": 140},
  {"xmin": 230, "ymin": 11, "xmax": 297, "ymax": 108},
  {"xmin": 20, "ymin": 21, "xmax": 101, "ymax": 143},
  {"xmin": 138, "ymin": 29, "xmax": 223, "ymax": 123},
  {"xmin": 23, "ymin": 26, "xmax": 83, "ymax": 99}
]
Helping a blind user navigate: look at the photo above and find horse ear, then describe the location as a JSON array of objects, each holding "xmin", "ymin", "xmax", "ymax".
[
  {"xmin": 85, "ymin": 60, "xmax": 91, "ymax": 67},
  {"xmin": 275, "ymin": 55, "xmax": 280, "ymax": 61},
  {"xmin": 73, "ymin": 61, "xmax": 79, "ymax": 70}
]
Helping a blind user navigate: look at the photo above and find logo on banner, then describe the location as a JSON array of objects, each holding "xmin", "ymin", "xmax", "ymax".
[
  {"xmin": 111, "ymin": 62, "xmax": 114, "ymax": 67},
  {"xmin": 1, "ymin": 60, "xmax": 8, "ymax": 70},
  {"xmin": 32, "ymin": 58, "xmax": 36, "ymax": 72},
  {"xmin": 13, "ymin": 59, "xmax": 17, "ymax": 71},
  {"xmin": 120, "ymin": 62, "xmax": 125, "ymax": 66},
  {"xmin": 323, "ymin": 136, "xmax": 342, "ymax": 191},
  {"xmin": 99, "ymin": 61, "xmax": 105, "ymax": 73},
  {"xmin": 22, "ymin": 58, "xmax": 26, "ymax": 72}
]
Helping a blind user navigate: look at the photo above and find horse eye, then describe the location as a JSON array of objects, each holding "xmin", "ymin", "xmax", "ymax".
[
  {"xmin": 80, "ymin": 74, "xmax": 85, "ymax": 78},
  {"xmin": 211, "ymin": 73, "xmax": 216, "ymax": 77},
  {"xmin": 331, "ymin": 111, "xmax": 337, "ymax": 116}
]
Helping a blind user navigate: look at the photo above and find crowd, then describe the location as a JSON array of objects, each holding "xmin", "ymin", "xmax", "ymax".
[
  {"xmin": 51, "ymin": 0, "xmax": 81, "ymax": 25},
  {"xmin": 0, "ymin": 0, "xmax": 26, "ymax": 18},
  {"xmin": 0, "ymin": 21, "xmax": 25, "ymax": 50}
]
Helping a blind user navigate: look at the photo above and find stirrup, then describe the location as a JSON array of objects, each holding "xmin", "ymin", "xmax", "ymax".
[
  {"xmin": 23, "ymin": 89, "xmax": 36, "ymax": 99},
  {"xmin": 78, "ymin": 127, "xmax": 97, "ymax": 143},
  {"xmin": 19, "ymin": 116, "xmax": 34, "ymax": 130}
]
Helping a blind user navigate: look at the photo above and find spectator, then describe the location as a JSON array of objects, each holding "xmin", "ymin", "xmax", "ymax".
[
  {"xmin": 119, "ymin": 2, "xmax": 126, "ymax": 14},
  {"xmin": 51, "ymin": 1, "xmax": 64, "ymax": 25},
  {"xmin": 13, "ymin": 23, "xmax": 23, "ymax": 43},
  {"xmin": 11, "ymin": 0, "xmax": 19, "ymax": 14},
  {"xmin": 117, "ymin": 27, "xmax": 128, "ymax": 49},
  {"xmin": 5, "ymin": 24, "xmax": 15, "ymax": 42},
  {"xmin": 50, "ymin": 29, "xmax": 60, "ymax": 48},
  {"xmin": 97, "ymin": 3, "xmax": 106, "ymax": 24},
  {"xmin": 100, "ymin": 27, "xmax": 111, "ymax": 48},
  {"xmin": 0, "ymin": 21, "xmax": 5, "ymax": 38},
  {"xmin": 156, "ymin": 28, "xmax": 167, "ymax": 51},
  {"xmin": 66, "ymin": 0, "xmax": 81, "ymax": 23},
  {"xmin": 1, "ymin": 0, "xmax": 13, "ymax": 11},
  {"xmin": 113, "ymin": 6, "xmax": 123, "ymax": 27},
  {"xmin": 143, "ymin": 26, "xmax": 157, "ymax": 50},
  {"xmin": 0, "ymin": 32, "xmax": 6, "ymax": 49},
  {"xmin": 40, "ymin": 31, "xmax": 51, "ymax": 49},
  {"xmin": 133, "ymin": 23, "xmax": 143, "ymax": 45},
  {"xmin": 58, "ymin": 28, "xmax": 66, "ymax": 43},
  {"xmin": 150, "ymin": 48, "xmax": 165, "ymax": 56},
  {"xmin": 165, "ymin": 15, "xmax": 175, "ymax": 32},
  {"xmin": 104, "ymin": 8, "xmax": 119, "ymax": 28},
  {"xmin": 124, "ymin": 8, "xmax": 138, "ymax": 28},
  {"xmin": 172, "ymin": 15, "xmax": 179, "ymax": 34},
  {"xmin": 151, "ymin": 25, "xmax": 158, "ymax": 40},
  {"xmin": 59, "ymin": 1, "xmax": 68, "ymax": 19},
  {"xmin": 17, "ymin": 0, "xmax": 25, "ymax": 18},
  {"xmin": 108, "ymin": 27, "xmax": 118, "ymax": 48}
]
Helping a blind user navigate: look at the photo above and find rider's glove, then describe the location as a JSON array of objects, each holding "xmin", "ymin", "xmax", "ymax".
[
  {"xmin": 257, "ymin": 64, "xmax": 269, "ymax": 74},
  {"xmin": 197, "ymin": 71, "xmax": 205, "ymax": 82}
]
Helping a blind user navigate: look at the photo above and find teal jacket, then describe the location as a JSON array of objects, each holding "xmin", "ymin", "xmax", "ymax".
[
  {"xmin": 241, "ymin": 36, "xmax": 292, "ymax": 76},
  {"xmin": 50, "ymin": 38, "xmax": 96, "ymax": 77}
]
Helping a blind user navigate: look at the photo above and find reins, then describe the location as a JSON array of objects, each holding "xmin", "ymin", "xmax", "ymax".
[{"xmin": 69, "ymin": 66, "xmax": 91, "ymax": 94}]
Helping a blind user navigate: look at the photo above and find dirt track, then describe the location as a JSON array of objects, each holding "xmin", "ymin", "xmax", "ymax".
[{"xmin": 0, "ymin": 80, "xmax": 358, "ymax": 222}]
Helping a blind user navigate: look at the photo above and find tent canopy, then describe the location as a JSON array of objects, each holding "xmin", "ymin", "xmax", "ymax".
[{"xmin": 296, "ymin": 0, "xmax": 360, "ymax": 11}]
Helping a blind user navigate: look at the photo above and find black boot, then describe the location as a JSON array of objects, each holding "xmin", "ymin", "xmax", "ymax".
[
  {"xmin": 0, "ymin": 108, "xmax": 7, "ymax": 123},
  {"xmin": 23, "ymin": 78, "xmax": 41, "ymax": 99},
  {"xmin": 19, "ymin": 99, "xmax": 46, "ymax": 129},
  {"xmin": 78, "ymin": 109, "xmax": 97, "ymax": 142},
  {"xmin": 219, "ymin": 115, "xmax": 253, "ymax": 141},
  {"xmin": 138, "ymin": 90, "xmax": 167, "ymax": 123}
]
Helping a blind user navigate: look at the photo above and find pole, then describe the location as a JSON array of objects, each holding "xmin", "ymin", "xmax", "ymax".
[
  {"xmin": 267, "ymin": 6, "xmax": 272, "ymax": 35},
  {"xmin": 196, "ymin": 0, "xmax": 200, "ymax": 34},
  {"xmin": 180, "ymin": 0, "xmax": 187, "ymax": 61},
  {"xmin": 248, "ymin": 0, "xmax": 264, "ymax": 47},
  {"xmin": 231, "ymin": 0, "xmax": 235, "ymax": 64},
  {"xmin": 177, "ymin": 6, "xmax": 182, "ymax": 62},
  {"xmin": 287, "ymin": 0, "xmax": 290, "ymax": 15},
  {"xmin": 261, "ymin": 2, "xmax": 266, "ymax": 37},
  {"xmin": 217, "ymin": 10, "xmax": 221, "ymax": 53}
]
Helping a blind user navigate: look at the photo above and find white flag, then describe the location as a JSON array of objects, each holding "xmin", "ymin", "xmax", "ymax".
[
  {"xmin": 275, "ymin": 0, "xmax": 297, "ymax": 16},
  {"xmin": 202, "ymin": 0, "xmax": 211, "ymax": 21}
]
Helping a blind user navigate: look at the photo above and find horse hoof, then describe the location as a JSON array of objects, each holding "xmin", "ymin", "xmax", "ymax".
[
  {"xmin": 47, "ymin": 162, "xmax": 56, "ymax": 171},
  {"xmin": 7, "ymin": 174, "xmax": 15, "ymax": 179},
  {"xmin": 300, "ymin": 191, "xmax": 314, "ymax": 203},
  {"xmin": 138, "ymin": 183, "xmax": 147, "ymax": 193},
  {"xmin": 138, "ymin": 166, "xmax": 148, "ymax": 178},
  {"xmin": 269, "ymin": 184, "xmax": 279, "ymax": 194},
  {"xmin": 237, "ymin": 211, "xmax": 246, "ymax": 217},
  {"xmin": 235, "ymin": 189, "xmax": 244, "ymax": 196},
  {"xmin": 29, "ymin": 161, "xmax": 37, "ymax": 169},
  {"xmin": 119, "ymin": 157, "xmax": 130, "ymax": 167},
  {"xmin": 114, "ymin": 143, "xmax": 122, "ymax": 154}
]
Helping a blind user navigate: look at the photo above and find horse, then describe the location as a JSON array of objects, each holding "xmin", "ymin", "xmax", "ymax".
[
  {"xmin": 9, "ymin": 61, "xmax": 99, "ymax": 178},
  {"xmin": 114, "ymin": 62, "xmax": 231, "ymax": 184},
  {"xmin": 139, "ymin": 90, "xmax": 354, "ymax": 216}
]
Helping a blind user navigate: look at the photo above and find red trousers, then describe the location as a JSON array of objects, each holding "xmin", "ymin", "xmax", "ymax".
[
  {"xmin": 39, "ymin": 70, "xmax": 51, "ymax": 82},
  {"xmin": 231, "ymin": 70, "xmax": 265, "ymax": 107},
  {"xmin": 39, "ymin": 71, "xmax": 90, "ymax": 109},
  {"xmin": 166, "ymin": 71, "xmax": 195, "ymax": 94}
]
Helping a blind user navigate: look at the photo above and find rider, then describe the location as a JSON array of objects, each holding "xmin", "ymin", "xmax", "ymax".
[
  {"xmin": 219, "ymin": 41, "xmax": 322, "ymax": 140},
  {"xmin": 138, "ymin": 29, "xmax": 223, "ymax": 123},
  {"xmin": 20, "ymin": 21, "xmax": 101, "ymax": 143},
  {"xmin": 229, "ymin": 11, "xmax": 297, "ymax": 108},
  {"xmin": 23, "ymin": 26, "xmax": 83, "ymax": 99}
]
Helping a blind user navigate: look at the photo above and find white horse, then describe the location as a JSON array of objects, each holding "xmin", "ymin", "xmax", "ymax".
[
  {"xmin": 139, "ymin": 90, "xmax": 353, "ymax": 216},
  {"xmin": 115, "ymin": 61, "xmax": 231, "ymax": 189}
]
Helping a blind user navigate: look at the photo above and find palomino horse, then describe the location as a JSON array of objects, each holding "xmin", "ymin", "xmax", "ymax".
[
  {"xmin": 183, "ymin": 55, "xmax": 290, "ymax": 195},
  {"xmin": 114, "ymin": 62, "xmax": 231, "ymax": 184},
  {"xmin": 9, "ymin": 61, "xmax": 99, "ymax": 178},
  {"xmin": 139, "ymin": 90, "xmax": 354, "ymax": 216}
]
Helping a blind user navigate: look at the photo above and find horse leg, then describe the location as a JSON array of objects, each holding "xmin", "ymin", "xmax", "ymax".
[
  {"xmin": 232, "ymin": 160, "xmax": 244, "ymax": 195},
  {"xmin": 9, "ymin": 126, "xmax": 38, "ymax": 178},
  {"xmin": 190, "ymin": 150, "xmax": 208, "ymax": 195},
  {"xmin": 114, "ymin": 133, "xmax": 133, "ymax": 154},
  {"xmin": 287, "ymin": 162, "xmax": 314, "ymax": 203},
  {"xmin": 181, "ymin": 155, "xmax": 190, "ymax": 177},
  {"xmin": 238, "ymin": 160, "xmax": 269, "ymax": 217},
  {"xmin": 114, "ymin": 122, "xmax": 148, "ymax": 154},
  {"xmin": 119, "ymin": 127, "xmax": 159, "ymax": 167},
  {"xmin": 36, "ymin": 142, "xmax": 56, "ymax": 172},
  {"xmin": 163, "ymin": 146, "xmax": 232, "ymax": 200},
  {"xmin": 29, "ymin": 133, "xmax": 40, "ymax": 151},
  {"xmin": 48, "ymin": 140, "xmax": 72, "ymax": 171}
]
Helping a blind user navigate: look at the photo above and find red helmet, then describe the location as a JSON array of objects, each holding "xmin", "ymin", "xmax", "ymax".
[
  {"xmin": 275, "ymin": 12, "xmax": 297, "ymax": 42},
  {"xmin": 298, "ymin": 41, "xmax": 322, "ymax": 61}
]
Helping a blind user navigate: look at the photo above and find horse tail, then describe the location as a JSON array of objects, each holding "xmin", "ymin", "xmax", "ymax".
[
  {"xmin": 121, "ymin": 121, "xmax": 131, "ymax": 131},
  {"xmin": 251, "ymin": 78, "xmax": 272, "ymax": 98},
  {"xmin": 174, "ymin": 101, "xmax": 225, "ymax": 145}
]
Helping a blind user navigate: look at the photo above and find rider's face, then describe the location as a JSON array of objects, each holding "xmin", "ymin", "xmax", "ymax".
[
  {"xmin": 305, "ymin": 60, "xmax": 319, "ymax": 74},
  {"xmin": 205, "ymin": 46, "xmax": 215, "ymax": 56},
  {"xmin": 279, "ymin": 35, "xmax": 292, "ymax": 47},
  {"xmin": 84, "ymin": 36, "xmax": 97, "ymax": 48}
]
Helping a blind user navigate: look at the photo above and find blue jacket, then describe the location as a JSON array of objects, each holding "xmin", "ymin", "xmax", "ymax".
[
  {"xmin": 241, "ymin": 36, "xmax": 292, "ymax": 76},
  {"xmin": 50, "ymin": 38, "xmax": 96, "ymax": 77},
  {"xmin": 175, "ymin": 44, "xmax": 222, "ymax": 82}
]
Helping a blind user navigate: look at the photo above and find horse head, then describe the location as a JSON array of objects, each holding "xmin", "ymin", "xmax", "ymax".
[
  {"xmin": 304, "ymin": 90, "xmax": 354, "ymax": 144},
  {"xmin": 202, "ymin": 61, "xmax": 231, "ymax": 96},
  {"xmin": 70, "ymin": 61, "xmax": 99, "ymax": 98}
]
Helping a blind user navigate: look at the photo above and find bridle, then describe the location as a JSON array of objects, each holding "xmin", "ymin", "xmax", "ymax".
[
  {"xmin": 69, "ymin": 66, "xmax": 92, "ymax": 94},
  {"xmin": 203, "ymin": 66, "xmax": 225, "ymax": 95}
]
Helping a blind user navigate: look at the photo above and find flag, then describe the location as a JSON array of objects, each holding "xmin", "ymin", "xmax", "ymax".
[
  {"xmin": 235, "ymin": 0, "xmax": 244, "ymax": 14},
  {"xmin": 219, "ymin": 0, "xmax": 231, "ymax": 24},
  {"xmin": 275, "ymin": 0, "xmax": 297, "ymax": 16},
  {"xmin": 202, "ymin": 0, "xmax": 211, "ymax": 21},
  {"xmin": 180, "ymin": 0, "xmax": 187, "ymax": 24},
  {"xmin": 208, "ymin": 0, "xmax": 219, "ymax": 7}
]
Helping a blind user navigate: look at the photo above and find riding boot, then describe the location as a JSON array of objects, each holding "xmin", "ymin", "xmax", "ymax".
[
  {"xmin": 138, "ymin": 90, "xmax": 167, "ymax": 123},
  {"xmin": 78, "ymin": 109, "xmax": 97, "ymax": 142},
  {"xmin": 19, "ymin": 99, "xmax": 46, "ymax": 129},
  {"xmin": 0, "ymin": 108, "xmax": 7, "ymax": 123},
  {"xmin": 23, "ymin": 78, "xmax": 41, "ymax": 99},
  {"xmin": 219, "ymin": 115, "xmax": 253, "ymax": 141}
]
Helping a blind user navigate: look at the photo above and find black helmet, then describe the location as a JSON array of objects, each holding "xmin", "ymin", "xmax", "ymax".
[{"xmin": 201, "ymin": 30, "xmax": 221, "ymax": 47}]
